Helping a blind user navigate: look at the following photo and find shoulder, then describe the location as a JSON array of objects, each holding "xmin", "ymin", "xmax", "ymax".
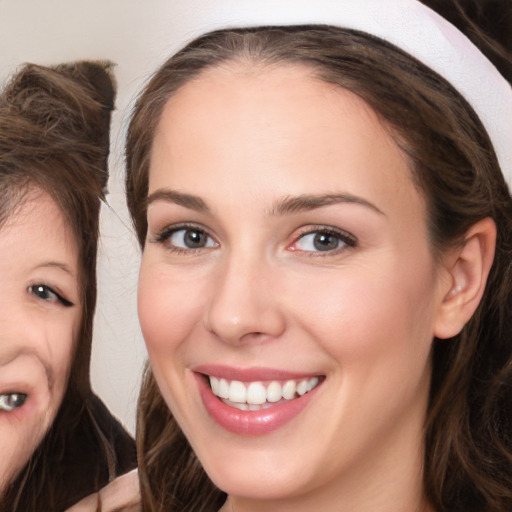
[{"xmin": 64, "ymin": 469, "xmax": 141, "ymax": 512}]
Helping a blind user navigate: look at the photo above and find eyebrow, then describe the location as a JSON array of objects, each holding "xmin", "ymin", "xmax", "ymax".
[
  {"xmin": 146, "ymin": 189, "xmax": 209, "ymax": 212},
  {"xmin": 270, "ymin": 193, "xmax": 384, "ymax": 216},
  {"xmin": 145, "ymin": 189, "xmax": 384, "ymax": 217},
  {"xmin": 34, "ymin": 262, "xmax": 75, "ymax": 276}
]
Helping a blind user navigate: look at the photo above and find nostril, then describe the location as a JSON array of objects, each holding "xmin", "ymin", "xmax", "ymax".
[
  {"xmin": 203, "ymin": 289, "xmax": 287, "ymax": 344},
  {"xmin": 235, "ymin": 331, "xmax": 278, "ymax": 346}
]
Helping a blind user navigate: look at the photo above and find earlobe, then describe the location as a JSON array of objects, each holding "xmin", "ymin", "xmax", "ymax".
[{"xmin": 434, "ymin": 217, "xmax": 496, "ymax": 340}]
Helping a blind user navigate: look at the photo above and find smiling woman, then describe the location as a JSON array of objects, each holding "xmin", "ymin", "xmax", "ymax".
[
  {"xmin": 126, "ymin": 1, "xmax": 512, "ymax": 511},
  {"xmin": 0, "ymin": 62, "xmax": 136, "ymax": 510}
]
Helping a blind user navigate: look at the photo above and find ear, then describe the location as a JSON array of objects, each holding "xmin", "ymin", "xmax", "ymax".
[{"xmin": 434, "ymin": 217, "xmax": 496, "ymax": 339}]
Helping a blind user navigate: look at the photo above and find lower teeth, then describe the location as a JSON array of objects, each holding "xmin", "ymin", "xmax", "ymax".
[{"xmin": 221, "ymin": 398, "xmax": 292, "ymax": 411}]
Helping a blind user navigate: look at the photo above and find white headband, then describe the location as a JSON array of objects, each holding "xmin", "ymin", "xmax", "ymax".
[{"xmin": 173, "ymin": 0, "xmax": 512, "ymax": 188}]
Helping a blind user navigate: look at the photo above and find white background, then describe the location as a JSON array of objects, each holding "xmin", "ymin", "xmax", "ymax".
[{"xmin": 0, "ymin": 0, "xmax": 204, "ymax": 433}]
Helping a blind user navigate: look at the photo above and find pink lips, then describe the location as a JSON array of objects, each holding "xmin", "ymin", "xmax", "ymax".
[{"xmin": 193, "ymin": 366, "xmax": 322, "ymax": 436}]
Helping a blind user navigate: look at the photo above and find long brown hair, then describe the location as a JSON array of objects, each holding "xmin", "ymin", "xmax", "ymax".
[
  {"xmin": 126, "ymin": 24, "xmax": 512, "ymax": 512},
  {"xmin": 0, "ymin": 62, "xmax": 136, "ymax": 510}
]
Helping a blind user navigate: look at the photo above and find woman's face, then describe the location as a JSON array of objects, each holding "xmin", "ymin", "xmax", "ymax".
[
  {"xmin": 139, "ymin": 64, "xmax": 452, "ymax": 508},
  {"xmin": 0, "ymin": 189, "xmax": 81, "ymax": 489}
]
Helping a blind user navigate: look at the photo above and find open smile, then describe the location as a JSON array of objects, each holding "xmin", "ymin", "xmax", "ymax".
[
  {"xmin": 194, "ymin": 368, "xmax": 324, "ymax": 435},
  {"xmin": 209, "ymin": 375, "xmax": 321, "ymax": 411}
]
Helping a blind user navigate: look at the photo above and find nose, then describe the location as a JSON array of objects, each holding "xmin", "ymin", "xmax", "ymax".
[{"xmin": 203, "ymin": 253, "xmax": 286, "ymax": 345}]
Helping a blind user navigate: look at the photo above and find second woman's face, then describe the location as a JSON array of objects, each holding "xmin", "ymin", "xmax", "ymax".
[
  {"xmin": 0, "ymin": 190, "xmax": 81, "ymax": 489},
  {"xmin": 139, "ymin": 64, "xmax": 451, "ymax": 506}
]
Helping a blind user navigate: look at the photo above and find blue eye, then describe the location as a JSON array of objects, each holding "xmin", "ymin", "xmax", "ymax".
[
  {"xmin": 29, "ymin": 284, "xmax": 73, "ymax": 307},
  {"xmin": 292, "ymin": 228, "xmax": 356, "ymax": 253},
  {"xmin": 0, "ymin": 393, "xmax": 27, "ymax": 412},
  {"xmin": 156, "ymin": 226, "xmax": 218, "ymax": 252}
]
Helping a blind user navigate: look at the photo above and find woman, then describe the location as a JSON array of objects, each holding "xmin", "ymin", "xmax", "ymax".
[
  {"xmin": 0, "ymin": 61, "xmax": 137, "ymax": 510},
  {"xmin": 126, "ymin": 1, "xmax": 512, "ymax": 510}
]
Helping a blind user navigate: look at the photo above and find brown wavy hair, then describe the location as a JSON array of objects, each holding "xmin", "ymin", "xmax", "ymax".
[
  {"xmin": 126, "ymin": 23, "xmax": 512, "ymax": 512},
  {"xmin": 0, "ymin": 62, "xmax": 136, "ymax": 510}
]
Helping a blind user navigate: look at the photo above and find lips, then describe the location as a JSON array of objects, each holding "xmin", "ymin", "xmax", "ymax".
[{"xmin": 194, "ymin": 366, "xmax": 324, "ymax": 435}]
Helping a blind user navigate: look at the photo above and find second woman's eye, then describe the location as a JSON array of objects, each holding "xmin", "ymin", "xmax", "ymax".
[
  {"xmin": 0, "ymin": 393, "xmax": 27, "ymax": 412},
  {"xmin": 291, "ymin": 228, "xmax": 356, "ymax": 254},
  {"xmin": 159, "ymin": 227, "xmax": 218, "ymax": 251},
  {"xmin": 28, "ymin": 284, "xmax": 73, "ymax": 307}
]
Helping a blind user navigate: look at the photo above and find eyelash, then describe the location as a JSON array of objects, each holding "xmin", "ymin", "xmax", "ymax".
[
  {"xmin": 289, "ymin": 226, "xmax": 357, "ymax": 256},
  {"xmin": 153, "ymin": 222, "xmax": 356, "ymax": 257},
  {"xmin": 28, "ymin": 284, "xmax": 74, "ymax": 307},
  {"xmin": 153, "ymin": 223, "xmax": 218, "ymax": 254}
]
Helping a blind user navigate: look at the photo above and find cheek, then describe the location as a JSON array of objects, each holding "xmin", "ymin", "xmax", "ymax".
[
  {"xmin": 138, "ymin": 261, "xmax": 209, "ymax": 422},
  {"xmin": 280, "ymin": 259, "xmax": 437, "ymax": 462},
  {"xmin": 285, "ymin": 255, "xmax": 438, "ymax": 369},
  {"xmin": 50, "ymin": 319, "xmax": 80, "ymax": 407},
  {"xmin": 137, "ymin": 260, "xmax": 206, "ymax": 362},
  {"xmin": 0, "ymin": 408, "xmax": 49, "ymax": 490}
]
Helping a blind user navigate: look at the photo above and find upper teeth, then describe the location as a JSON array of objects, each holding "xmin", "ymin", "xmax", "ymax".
[{"xmin": 209, "ymin": 376, "xmax": 320, "ymax": 405}]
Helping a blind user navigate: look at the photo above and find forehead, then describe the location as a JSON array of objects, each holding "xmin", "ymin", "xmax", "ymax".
[
  {"xmin": 150, "ymin": 63, "xmax": 417, "ymax": 206},
  {"xmin": 0, "ymin": 188, "xmax": 79, "ymax": 272}
]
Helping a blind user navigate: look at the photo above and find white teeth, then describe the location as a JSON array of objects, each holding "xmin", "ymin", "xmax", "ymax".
[
  {"xmin": 210, "ymin": 376, "xmax": 219, "ymax": 395},
  {"xmin": 266, "ymin": 381, "xmax": 282, "ymax": 403},
  {"xmin": 229, "ymin": 380, "xmax": 246, "ymax": 403},
  {"xmin": 247, "ymin": 382, "xmax": 267, "ymax": 405},
  {"xmin": 282, "ymin": 380, "xmax": 296, "ymax": 400},
  {"xmin": 230, "ymin": 402, "xmax": 249, "ymax": 411},
  {"xmin": 209, "ymin": 376, "xmax": 321, "ymax": 405},
  {"xmin": 296, "ymin": 380, "xmax": 309, "ymax": 396},
  {"xmin": 218, "ymin": 378, "xmax": 230, "ymax": 399},
  {"xmin": 307, "ymin": 376, "xmax": 319, "ymax": 391}
]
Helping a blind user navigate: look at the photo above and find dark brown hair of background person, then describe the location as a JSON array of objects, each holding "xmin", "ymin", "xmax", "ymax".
[
  {"xmin": 126, "ymin": 7, "xmax": 512, "ymax": 512},
  {"xmin": 0, "ymin": 62, "xmax": 137, "ymax": 511},
  {"xmin": 426, "ymin": 0, "xmax": 512, "ymax": 81}
]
